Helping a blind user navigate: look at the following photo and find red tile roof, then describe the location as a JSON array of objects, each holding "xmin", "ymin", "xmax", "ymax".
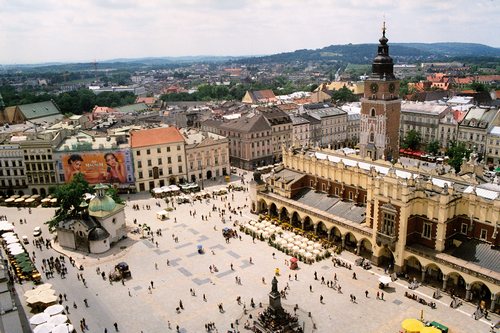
[{"xmin": 130, "ymin": 127, "xmax": 185, "ymax": 148}]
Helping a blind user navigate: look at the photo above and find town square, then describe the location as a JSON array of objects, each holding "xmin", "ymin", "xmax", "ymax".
[{"xmin": 2, "ymin": 170, "xmax": 497, "ymax": 333}]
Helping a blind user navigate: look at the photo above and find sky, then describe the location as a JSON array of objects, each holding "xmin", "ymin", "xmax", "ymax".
[{"xmin": 1, "ymin": 0, "xmax": 499, "ymax": 64}]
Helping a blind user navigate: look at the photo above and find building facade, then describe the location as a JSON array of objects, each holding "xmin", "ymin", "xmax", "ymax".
[
  {"xmin": 130, "ymin": 127, "xmax": 187, "ymax": 192},
  {"xmin": 457, "ymin": 107, "xmax": 499, "ymax": 155},
  {"xmin": 0, "ymin": 143, "xmax": 26, "ymax": 195},
  {"xmin": 252, "ymin": 147, "xmax": 500, "ymax": 311},
  {"xmin": 400, "ymin": 102, "xmax": 451, "ymax": 145},
  {"xmin": 182, "ymin": 129, "xmax": 230, "ymax": 184},
  {"xmin": 302, "ymin": 103, "xmax": 347, "ymax": 149},
  {"xmin": 290, "ymin": 114, "xmax": 310, "ymax": 147}
]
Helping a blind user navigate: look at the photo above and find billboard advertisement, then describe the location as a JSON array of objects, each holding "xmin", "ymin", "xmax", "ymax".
[{"xmin": 61, "ymin": 150, "xmax": 134, "ymax": 184}]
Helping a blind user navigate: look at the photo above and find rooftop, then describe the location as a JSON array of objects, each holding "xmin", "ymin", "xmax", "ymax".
[
  {"xmin": 401, "ymin": 101, "xmax": 450, "ymax": 116},
  {"xmin": 130, "ymin": 127, "xmax": 185, "ymax": 148}
]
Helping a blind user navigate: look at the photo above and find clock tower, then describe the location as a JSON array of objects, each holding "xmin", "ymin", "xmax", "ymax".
[{"xmin": 359, "ymin": 23, "xmax": 400, "ymax": 161}]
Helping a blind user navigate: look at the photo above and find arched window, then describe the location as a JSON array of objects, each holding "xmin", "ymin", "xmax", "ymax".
[
  {"xmin": 370, "ymin": 108, "xmax": 376, "ymax": 117},
  {"xmin": 370, "ymin": 132, "xmax": 375, "ymax": 143}
]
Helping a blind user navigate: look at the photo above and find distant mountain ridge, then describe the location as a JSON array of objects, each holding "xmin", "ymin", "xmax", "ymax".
[
  {"xmin": 244, "ymin": 42, "xmax": 500, "ymax": 64},
  {"xmin": 1, "ymin": 42, "xmax": 498, "ymax": 69}
]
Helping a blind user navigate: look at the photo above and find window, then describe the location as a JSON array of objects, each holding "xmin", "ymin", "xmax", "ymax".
[
  {"xmin": 321, "ymin": 183, "xmax": 326, "ymax": 192},
  {"xmin": 147, "ymin": 160, "xmax": 152, "ymax": 167},
  {"xmin": 168, "ymin": 167, "xmax": 172, "ymax": 175},
  {"xmin": 178, "ymin": 166, "xmax": 183, "ymax": 173},
  {"xmin": 334, "ymin": 188, "xmax": 339, "ymax": 196},
  {"xmin": 460, "ymin": 223, "xmax": 468, "ymax": 235},
  {"xmin": 422, "ymin": 222, "xmax": 432, "ymax": 239},
  {"xmin": 158, "ymin": 158, "xmax": 162, "ymax": 165},
  {"xmin": 480, "ymin": 229, "xmax": 487, "ymax": 241},
  {"xmin": 177, "ymin": 145, "xmax": 181, "ymax": 151},
  {"xmin": 146, "ymin": 149, "xmax": 151, "ymax": 155},
  {"xmin": 167, "ymin": 157, "xmax": 172, "ymax": 164},
  {"xmin": 138, "ymin": 171, "xmax": 143, "ymax": 179},
  {"xmin": 136, "ymin": 151, "xmax": 141, "ymax": 156},
  {"xmin": 369, "ymin": 132, "xmax": 375, "ymax": 143},
  {"xmin": 137, "ymin": 161, "xmax": 142, "ymax": 168},
  {"xmin": 382, "ymin": 212, "xmax": 395, "ymax": 236},
  {"xmin": 157, "ymin": 148, "xmax": 161, "ymax": 153},
  {"xmin": 178, "ymin": 156, "xmax": 182, "ymax": 162},
  {"xmin": 348, "ymin": 192, "xmax": 353, "ymax": 200},
  {"xmin": 148, "ymin": 170, "xmax": 153, "ymax": 178},
  {"xmin": 167, "ymin": 147, "xmax": 170, "ymax": 152}
]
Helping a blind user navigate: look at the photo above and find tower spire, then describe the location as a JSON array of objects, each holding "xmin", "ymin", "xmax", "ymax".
[{"xmin": 382, "ymin": 21, "xmax": 386, "ymax": 38}]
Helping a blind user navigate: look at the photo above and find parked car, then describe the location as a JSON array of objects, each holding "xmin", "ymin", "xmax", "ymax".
[{"xmin": 33, "ymin": 227, "xmax": 42, "ymax": 237}]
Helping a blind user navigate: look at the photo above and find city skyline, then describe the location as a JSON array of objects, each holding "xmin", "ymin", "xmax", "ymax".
[{"xmin": 1, "ymin": 0, "xmax": 499, "ymax": 64}]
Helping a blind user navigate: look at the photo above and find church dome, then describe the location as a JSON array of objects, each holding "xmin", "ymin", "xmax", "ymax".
[
  {"xmin": 88, "ymin": 227, "xmax": 109, "ymax": 241},
  {"xmin": 88, "ymin": 194, "xmax": 116, "ymax": 212}
]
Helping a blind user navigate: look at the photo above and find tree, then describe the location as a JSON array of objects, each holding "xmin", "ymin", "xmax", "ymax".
[
  {"xmin": 331, "ymin": 86, "xmax": 359, "ymax": 103},
  {"xmin": 47, "ymin": 173, "xmax": 91, "ymax": 231},
  {"xmin": 426, "ymin": 140, "xmax": 440, "ymax": 155},
  {"xmin": 446, "ymin": 141, "xmax": 470, "ymax": 173},
  {"xmin": 402, "ymin": 130, "xmax": 422, "ymax": 150}
]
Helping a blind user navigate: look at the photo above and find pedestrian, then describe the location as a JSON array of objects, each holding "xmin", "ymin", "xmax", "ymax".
[
  {"xmin": 179, "ymin": 300, "xmax": 184, "ymax": 310},
  {"xmin": 309, "ymin": 285, "xmax": 313, "ymax": 292},
  {"xmin": 128, "ymin": 289, "xmax": 131, "ymax": 297},
  {"xmin": 113, "ymin": 322, "xmax": 118, "ymax": 331},
  {"xmin": 381, "ymin": 292, "xmax": 384, "ymax": 300},
  {"xmin": 320, "ymin": 295, "xmax": 324, "ymax": 303},
  {"xmin": 294, "ymin": 274, "xmax": 297, "ymax": 280},
  {"xmin": 155, "ymin": 263, "xmax": 158, "ymax": 270},
  {"xmin": 365, "ymin": 290, "xmax": 369, "ymax": 298},
  {"xmin": 203, "ymin": 294, "xmax": 207, "ymax": 302},
  {"xmin": 151, "ymin": 280, "xmax": 154, "ymax": 288},
  {"xmin": 376, "ymin": 291, "xmax": 380, "ymax": 300}
]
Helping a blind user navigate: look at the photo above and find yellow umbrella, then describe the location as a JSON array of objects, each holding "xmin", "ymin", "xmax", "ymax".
[
  {"xmin": 401, "ymin": 318, "xmax": 424, "ymax": 333},
  {"xmin": 421, "ymin": 327, "xmax": 441, "ymax": 333}
]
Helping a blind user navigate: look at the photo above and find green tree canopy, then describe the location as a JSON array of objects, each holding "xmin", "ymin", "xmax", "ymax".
[
  {"xmin": 426, "ymin": 140, "xmax": 440, "ymax": 155},
  {"xmin": 402, "ymin": 129, "xmax": 422, "ymax": 150},
  {"xmin": 47, "ymin": 173, "xmax": 91, "ymax": 230},
  {"xmin": 331, "ymin": 86, "xmax": 359, "ymax": 103},
  {"xmin": 446, "ymin": 141, "xmax": 470, "ymax": 173}
]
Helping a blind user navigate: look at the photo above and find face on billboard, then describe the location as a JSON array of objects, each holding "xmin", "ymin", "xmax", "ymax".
[{"xmin": 63, "ymin": 151, "xmax": 133, "ymax": 184}]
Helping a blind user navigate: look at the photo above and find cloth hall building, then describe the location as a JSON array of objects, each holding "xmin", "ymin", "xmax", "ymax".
[{"xmin": 251, "ymin": 27, "xmax": 500, "ymax": 313}]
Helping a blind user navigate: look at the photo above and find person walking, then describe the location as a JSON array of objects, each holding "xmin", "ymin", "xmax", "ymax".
[{"xmin": 113, "ymin": 322, "xmax": 118, "ymax": 331}]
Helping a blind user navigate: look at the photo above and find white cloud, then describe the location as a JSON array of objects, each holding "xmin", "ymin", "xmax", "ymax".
[{"xmin": 0, "ymin": 0, "xmax": 498, "ymax": 64}]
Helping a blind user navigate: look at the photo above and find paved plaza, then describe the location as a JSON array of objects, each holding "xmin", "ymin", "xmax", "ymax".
[{"xmin": 4, "ymin": 173, "xmax": 499, "ymax": 333}]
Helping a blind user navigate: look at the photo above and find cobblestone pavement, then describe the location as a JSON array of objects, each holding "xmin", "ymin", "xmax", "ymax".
[{"xmin": 5, "ymin": 172, "xmax": 498, "ymax": 333}]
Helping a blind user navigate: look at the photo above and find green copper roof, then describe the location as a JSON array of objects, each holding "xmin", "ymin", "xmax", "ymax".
[
  {"xmin": 17, "ymin": 100, "xmax": 61, "ymax": 120},
  {"xmin": 88, "ymin": 195, "xmax": 116, "ymax": 212}
]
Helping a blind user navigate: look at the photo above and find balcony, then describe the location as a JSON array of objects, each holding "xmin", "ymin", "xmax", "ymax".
[{"xmin": 376, "ymin": 231, "xmax": 397, "ymax": 250}]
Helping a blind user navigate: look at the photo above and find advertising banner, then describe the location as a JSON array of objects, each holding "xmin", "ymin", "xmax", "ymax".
[{"xmin": 62, "ymin": 150, "xmax": 134, "ymax": 184}]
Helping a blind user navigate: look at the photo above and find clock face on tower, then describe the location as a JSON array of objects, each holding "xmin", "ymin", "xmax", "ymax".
[
  {"xmin": 370, "ymin": 83, "xmax": 378, "ymax": 94},
  {"xmin": 389, "ymin": 83, "xmax": 396, "ymax": 93}
]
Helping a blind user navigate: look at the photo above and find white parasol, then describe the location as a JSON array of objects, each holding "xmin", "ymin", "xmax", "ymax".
[
  {"xmin": 307, "ymin": 240, "xmax": 314, "ymax": 245},
  {"xmin": 292, "ymin": 245, "xmax": 300, "ymax": 252},
  {"xmin": 378, "ymin": 276, "xmax": 392, "ymax": 285},
  {"xmin": 34, "ymin": 323, "xmax": 55, "ymax": 333},
  {"xmin": 47, "ymin": 314, "xmax": 68, "ymax": 326},
  {"xmin": 44, "ymin": 304, "xmax": 64, "ymax": 316},
  {"xmin": 24, "ymin": 289, "xmax": 40, "ymax": 298},
  {"xmin": 9, "ymin": 248, "xmax": 25, "ymax": 255},
  {"xmin": 313, "ymin": 243, "xmax": 322, "ymax": 249},
  {"xmin": 29, "ymin": 312, "xmax": 50, "ymax": 325},
  {"xmin": 2, "ymin": 232, "xmax": 16, "ymax": 238},
  {"xmin": 5, "ymin": 237, "xmax": 19, "ymax": 244},
  {"xmin": 306, "ymin": 246, "xmax": 314, "ymax": 252},
  {"xmin": 313, "ymin": 249, "xmax": 321, "ymax": 255},
  {"xmin": 36, "ymin": 283, "xmax": 53, "ymax": 291},
  {"xmin": 52, "ymin": 323, "xmax": 74, "ymax": 333}
]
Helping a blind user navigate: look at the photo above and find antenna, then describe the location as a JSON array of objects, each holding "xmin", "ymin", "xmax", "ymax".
[{"xmin": 382, "ymin": 16, "xmax": 387, "ymax": 37}]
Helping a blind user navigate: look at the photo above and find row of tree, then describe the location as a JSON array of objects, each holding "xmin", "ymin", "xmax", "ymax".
[
  {"xmin": 0, "ymin": 85, "xmax": 136, "ymax": 115},
  {"xmin": 401, "ymin": 129, "xmax": 471, "ymax": 172},
  {"xmin": 161, "ymin": 81, "xmax": 359, "ymax": 103}
]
